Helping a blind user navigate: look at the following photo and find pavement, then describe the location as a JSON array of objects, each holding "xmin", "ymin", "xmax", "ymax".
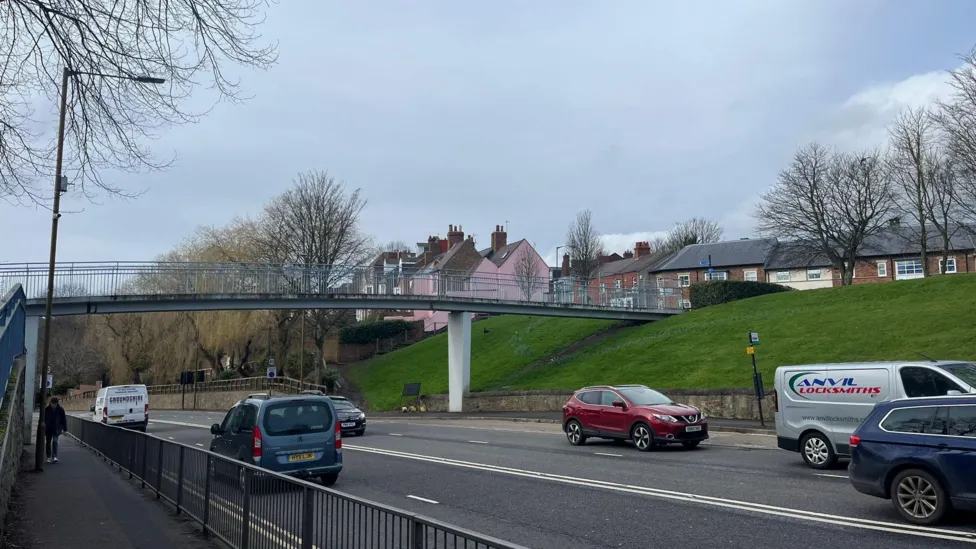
[
  {"xmin": 4, "ymin": 434, "xmax": 217, "ymax": 549},
  {"xmin": 142, "ymin": 410, "xmax": 976, "ymax": 549}
]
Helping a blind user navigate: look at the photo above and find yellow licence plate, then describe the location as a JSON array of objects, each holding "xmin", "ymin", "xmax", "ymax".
[
  {"xmin": 109, "ymin": 416, "xmax": 123, "ymax": 421},
  {"xmin": 288, "ymin": 453, "xmax": 316, "ymax": 463}
]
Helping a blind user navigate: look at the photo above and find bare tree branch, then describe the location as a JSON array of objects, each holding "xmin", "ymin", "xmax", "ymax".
[
  {"xmin": 660, "ymin": 217, "xmax": 723, "ymax": 254},
  {"xmin": 513, "ymin": 244, "xmax": 542, "ymax": 300},
  {"xmin": 888, "ymin": 107, "xmax": 936, "ymax": 274},
  {"xmin": 565, "ymin": 209, "xmax": 605, "ymax": 281},
  {"xmin": 0, "ymin": 0, "xmax": 278, "ymax": 202}
]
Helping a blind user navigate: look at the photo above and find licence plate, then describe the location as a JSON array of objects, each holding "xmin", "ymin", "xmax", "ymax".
[
  {"xmin": 288, "ymin": 453, "xmax": 316, "ymax": 463},
  {"xmin": 109, "ymin": 416, "xmax": 123, "ymax": 421},
  {"xmin": 686, "ymin": 425, "xmax": 702, "ymax": 433},
  {"xmin": 341, "ymin": 422, "xmax": 356, "ymax": 428}
]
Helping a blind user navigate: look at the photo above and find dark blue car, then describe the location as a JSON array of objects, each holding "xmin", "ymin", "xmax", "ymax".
[{"xmin": 848, "ymin": 395, "xmax": 976, "ymax": 525}]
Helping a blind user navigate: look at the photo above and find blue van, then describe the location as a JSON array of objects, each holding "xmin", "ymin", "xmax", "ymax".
[
  {"xmin": 848, "ymin": 395, "xmax": 976, "ymax": 525},
  {"xmin": 210, "ymin": 395, "xmax": 343, "ymax": 486}
]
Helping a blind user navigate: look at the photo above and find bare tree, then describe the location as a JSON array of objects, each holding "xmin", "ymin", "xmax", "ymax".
[
  {"xmin": 925, "ymin": 150, "xmax": 965, "ymax": 272},
  {"xmin": 566, "ymin": 209, "xmax": 605, "ymax": 281},
  {"xmin": 47, "ymin": 317, "xmax": 105, "ymax": 387},
  {"xmin": 1, "ymin": 0, "xmax": 277, "ymax": 202},
  {"xmin": 513, "ymin": 245, "xmax": 542, "ymax": 300},
  {"xmin": 661, "ymin": 217, "xmax": 724, "ymax": 253},
  {"xmin": 756, "ymin": 144, "xmax": 895, "ymax": 285},
  {"xmin": 888, "ymin": 107, "xmax": 937, "ymax": 274},
  {"xmin": 383, "ymin": 240, "xmax": 411, "ymax": 253},
  {"xmin": 935, "ymin": 48, "xmax": 976, "ymax": 234}
]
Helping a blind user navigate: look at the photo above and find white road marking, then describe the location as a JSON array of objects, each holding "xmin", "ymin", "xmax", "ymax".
[
  {"xmin": 594, "ymin": 452, "xmax": 623, "ymax": 457},
  {"xmin": 168, "ymin": 437, "xmax": 174, "ymax": 440},
  {"xmin": 815, "ymin": 473, "xmax": 849, "ymax": 479},
  {"xmin": 389, "ymin": 433, "xmax": 403, "ymax": 437},
  {"xmin": 406, "ymin": 495, "xmax": 440, "ymax": 504},
  {"xmin": 468, "ymin": 440, "xmax": 489, "ymax": 445},
  {"xmin": 343, "ymin": 444, "xmax": 976, "ymax": 544},
  {"xmin": 195, "ymin": 443, "xmax": 204, "ymax": 447}
]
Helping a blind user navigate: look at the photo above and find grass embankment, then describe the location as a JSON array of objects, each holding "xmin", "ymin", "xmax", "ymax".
[{"xmin": 348, "ymin": 275, "xmax": 976, "ymax": 409}]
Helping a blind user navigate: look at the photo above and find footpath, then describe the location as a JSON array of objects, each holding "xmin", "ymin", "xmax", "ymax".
[{"xmin": 4, "ymin": 436, "xmax": 216, "ymax": 549}]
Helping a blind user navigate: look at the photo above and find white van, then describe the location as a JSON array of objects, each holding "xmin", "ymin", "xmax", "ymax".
[
  {"xmin": 91, "ymin": 385, "xmax": 150, "ymax": 432},
  {"xmin": 774, "ymin": 360, "xmax": 975, "ymax": 469}
]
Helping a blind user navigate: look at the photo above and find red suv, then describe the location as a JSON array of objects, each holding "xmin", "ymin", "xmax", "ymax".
[{"xmin": 562, "ymin": 384, "xmax": 708, "ymax": 451}]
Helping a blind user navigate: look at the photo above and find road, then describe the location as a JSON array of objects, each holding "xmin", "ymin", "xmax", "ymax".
[{"xmin": 91, "ymin": 410, "xmax": 976, "ymax": 548}]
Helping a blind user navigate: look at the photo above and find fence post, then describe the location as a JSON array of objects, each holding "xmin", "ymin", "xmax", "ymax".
[
  {"xmin": 141, "ymin": 435, "xmax": 148, "ymax": 488},
  {"xmin": 202, "ymin": 454, "xmax": 211, "ymax": 537},
  {"xmin": 409, "ymin": 519, "xmax": 424, "ymax": 549},
  {"xmin": 241, "ymin": 468, "xmax": 251, "ymax": 549},
  {"xmin": 156, "ymin": 441, "xmax": 164, "ymax": 499},
  {"xmin": 175, "ymin": 445, "xmax": 185, "ymax": 514},
  {"xmin": 301, "ymin": 486, "xmax": 314, "ymax": 549}
]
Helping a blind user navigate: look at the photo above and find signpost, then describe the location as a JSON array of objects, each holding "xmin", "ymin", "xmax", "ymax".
[
  {"xmin": 746, "ymin": 332, "xmax": 765, "ymax": 427},
  {"xmin": 45, "ymin": 375, "xmax": 53, "ymax": 389}
]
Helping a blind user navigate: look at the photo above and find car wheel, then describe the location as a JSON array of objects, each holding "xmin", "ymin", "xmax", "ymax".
[
  {"xmin": 565, "ymin": 420, "xmax": 587, "ymax": 446},
  {"xmin": 800, "ymin": 432, "xmax": 837, "ymax": 469},
  {"xmin": 682, "ymin": 440, "xmax": 701, "ymax": 450},
  {"xmin": 321, "ymin": 473, "xmax": 339, "ymax": 487},
  {"xmin": 890, "ymin": 469, "xmax": 949, "ymax": 525},
  {"xmin": 632, "ymin": 423, "xmax": 655, "ymax": 452}
]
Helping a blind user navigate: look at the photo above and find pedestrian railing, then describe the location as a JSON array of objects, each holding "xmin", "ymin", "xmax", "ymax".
[
  {"xmin": 66, "ymin": 416, "xmax": 528, "ymax": 549},
  {"xmin": 60, "ymin": 376, "xmax": 335, "ymax": 401},
  {"xmin": 0, "ymin": 285, "xmax": 26, "ymax": 410}
]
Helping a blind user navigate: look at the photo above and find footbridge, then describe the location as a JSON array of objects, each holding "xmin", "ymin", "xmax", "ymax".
[{"xmin": 0, "ymin": 261, "xmax": 683, "ymax": 416}]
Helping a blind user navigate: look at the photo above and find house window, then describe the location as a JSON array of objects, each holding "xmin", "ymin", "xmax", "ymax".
[
  {"xmin": 705, "ymin": 271, "xmax": 728, "ymax": 281},
  {"xmin": 656, "ymin": 277, "xmax": 664, "ymax": 288},
  {"xmin": 678, "ymin": 275, "xmax": 690, "ymax": 287},
  {"xmin": 681, "ymin": 300, "xmax": 692, "ymax": 309},
  {"xmin": 600, "ymin": 282, "xmax": 606, "ymax": 291},
  {"xmin": 877, "ymin": 262, "xmax": 887, "ymax": 277},
  {"xmin": 807, "ymin": 269, "xmax": 822, "ymax": 281},
  {"xmin": 895, "ymin": 259, "xmax": 924, "ymax": 280},
  {"xmin": 632, "ymin": 276, "xmax": 638, "ymax": 287},
  {"xmin": 614, "ymin": 279, "xmax": 622, "ymax": 289},
  {"xmin": 940, "ymin": 257, "xmax": 957, "ymax": 274},
  {"xmin": 744, "ymin": 271, "xmax": 758, "ymax": 282},
  {"xmin": 776, "ymin": 271, "xmax": 790, "ymax": 283}
]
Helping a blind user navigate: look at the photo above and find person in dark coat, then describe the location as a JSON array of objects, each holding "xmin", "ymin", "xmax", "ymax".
[{"xmin": 44, "ymin": 397, "xmax": 68, "ymax": 463}]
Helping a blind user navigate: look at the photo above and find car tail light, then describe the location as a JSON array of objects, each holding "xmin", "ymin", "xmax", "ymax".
[
  {"xmin": 252, "ymin": 426, "xmax": 263, "ymax": 458},
  {"xmin": 102, "ymin": 407, "xmax": 108, "ymax": 423},
  {"xmin": 335, "ymin": 420, "xmax": 342, "ymax": 449},
  {"xmin": 144, "ymin": 403, "xmax": 149, "ymax": 418},
  {"xmin": 849, "ymin": 435, "xmax": 860, "ymax": 448}
]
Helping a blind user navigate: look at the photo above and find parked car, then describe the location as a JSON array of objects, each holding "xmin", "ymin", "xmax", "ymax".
[
  {"xmin": 848, "ymin": 394, "xmax": 976, "ymax": 525},
  {"xmin": 561, "ymin": 384, "xmax": 708, "ymax": 451},
  {"xmin": 328, "ymin": 396, "xmax": 367, "ymax": 436},
  {"xmin": 774, "ymin": 360, "xmax": 976, "ymax": 469},
  {"xmin": 91, "ymin": 384, "xmax": 149, "ymax": 432},
  {"xmin": 209, "ymin": 394, "xmax": 343, "ymax": 486}
]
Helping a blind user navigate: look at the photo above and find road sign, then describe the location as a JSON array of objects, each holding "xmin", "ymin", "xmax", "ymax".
[
  {"xmin": 46, "ymin": 375, "xmax": 53, "ymax": 389},
  {"xmin": 748, "ymin": 332, "xmax": 760, "ymax": 346},
  {"xmin": 268, "ymin": 357, "xmax": 276, "ymax": 367},
  {"xmin": 267, "ymin": 366, "xmax": 277, "ymax": 379},
  {"xmin": 700, "ymin": 260, "xmax": 709, "ymax": 266},
  {"xmin": 746, "ymin": 346, "xmax": 755, "ymax": 355}
]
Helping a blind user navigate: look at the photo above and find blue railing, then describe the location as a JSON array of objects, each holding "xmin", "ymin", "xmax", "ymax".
[{"xmin": 0, "ymin": 285, "xmax": 26, "ymax": 410}]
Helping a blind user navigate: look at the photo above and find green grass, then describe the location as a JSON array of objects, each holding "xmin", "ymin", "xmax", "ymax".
[
  {"xmin": 345, "ymin": 315, "xmax": 618, "ymax": 410},
  {"xmin": 348, "ymin": 275, "xmax": 976, "ymax": 409}
]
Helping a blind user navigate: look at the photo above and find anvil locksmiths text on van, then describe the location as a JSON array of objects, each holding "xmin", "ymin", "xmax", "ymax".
[{"xmin": 774, "ymin": 360, "xmax": 975, "ymax": 469}]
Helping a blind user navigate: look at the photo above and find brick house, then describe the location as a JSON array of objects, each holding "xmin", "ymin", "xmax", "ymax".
[{"xmin": 650, "ymin": 238, "xmax": 779, "ymax": 307}]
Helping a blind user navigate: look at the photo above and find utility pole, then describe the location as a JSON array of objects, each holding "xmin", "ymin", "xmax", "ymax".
[{"xmin": 299, "ymin": 311, "xmax": 305, "ymax": 390}]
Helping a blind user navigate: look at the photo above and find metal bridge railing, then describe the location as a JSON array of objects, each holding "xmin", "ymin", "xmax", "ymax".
[
  {"xmin": 66, "ymin": 416, "xmax": 527, "ymax": 549},
  {"xmin": 0, "ymin": 285, "xmax": 26, "ymax": 410},
  {"xmin": 0, "ymin": 262, "xmax": 682, "ymax": 312}
]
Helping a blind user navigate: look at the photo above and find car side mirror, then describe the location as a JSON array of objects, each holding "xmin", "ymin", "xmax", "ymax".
[
  {"xmin": 612, "ymin": 400, "xmax": 626, "ymax": 408},
  {"xmin": 947, "ymin": 390, "xmax": 963, "ymax": 396},
  {"xmin": 210, "ymin": 424, "xmax": 222, "ymax": 435}
]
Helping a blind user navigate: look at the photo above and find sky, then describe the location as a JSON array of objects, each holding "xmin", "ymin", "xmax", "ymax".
[{"xmin": 3, "ymin": 0, "xmax": 976, "ymax": 267}]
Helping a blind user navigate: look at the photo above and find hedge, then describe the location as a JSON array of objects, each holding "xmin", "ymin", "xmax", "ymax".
[
  {"xmin": 339, "ymin": 320, "xmax": 414, "ymax": 344},
  {"xmin": 689, "ymin": 280, "xmax": 792, "ymax": 309}
]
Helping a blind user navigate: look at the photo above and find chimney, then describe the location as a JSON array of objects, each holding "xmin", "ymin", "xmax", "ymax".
[
  {"xmin": 623, "ymin": 250, "xmax": 634, "ymax": 259},
  {"xmin": 447, "ymin": 224, "xmax": 465, "ymax": 248},
  {"xmin": 438, "ymin": 238, "xmax": 449, "ymax": 253},
  {"xmin": 491, "ymin": 224, "xmax": 508, "ymax": 253},
  {"xmin": 634, "ymin": 241, "xmax": 651, "ymax": 259},
  {"xmin": 561, "ymin": 253, "xmax": 570, "ymax": 276}
]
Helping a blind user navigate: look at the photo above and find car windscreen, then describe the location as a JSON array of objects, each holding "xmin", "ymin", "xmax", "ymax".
[
  {"xmin": 942, "ymin": 362, "xmax": 976, "ymax": 389},
  {"xmin": 331, "ymin": 400, "xmax": 357, "ymax": 411},
  {"xmin": 618, "ymin": 387, "xmax": 673, "ymax": 406},
  {"xmin": 262, "ymin": 402, "xmax": 334, "ymax": 436}
]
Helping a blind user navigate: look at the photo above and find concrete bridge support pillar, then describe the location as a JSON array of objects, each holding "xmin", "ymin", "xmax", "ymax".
[
  {"xmin": 447, "ymin": 311, "xmax": 471, "ymax": 413},
  {"xmin": 23, "ymin": 315, "xmax": 38, "ymax": 441}
]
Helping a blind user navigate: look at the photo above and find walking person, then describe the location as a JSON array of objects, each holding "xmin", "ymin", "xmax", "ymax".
[{"xmin": 44, "ymin": 397, "xmax": 68, "ymax": 463}]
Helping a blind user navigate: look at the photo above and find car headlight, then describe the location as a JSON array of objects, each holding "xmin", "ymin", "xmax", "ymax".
[
  {"xmin": 652, "ymin": 414, "xmax": 678, "ymax": 423},
  {"xmin": 358, "ymin": 412, "xmax": 366, "ymax": 420}
]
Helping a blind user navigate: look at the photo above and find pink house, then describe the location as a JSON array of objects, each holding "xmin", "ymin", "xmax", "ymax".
[{"xmin": 388, "ymin": 225, "xmax": 550, "ymax": 332}]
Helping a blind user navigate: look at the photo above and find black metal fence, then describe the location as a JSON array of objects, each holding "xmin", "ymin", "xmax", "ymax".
[{"xmin": 66, "ymin": 416, "xmax": 527, "ymax": 549}]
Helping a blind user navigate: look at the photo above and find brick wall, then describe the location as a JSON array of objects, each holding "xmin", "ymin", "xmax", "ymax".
[
  {"xmin": 421, "ymin": 388, "xmax": 775, "ymax": 422},
  {"xmin": 836, "ymin": 253, "xmax": 976, "ymax": 286},
  {"xmin": 656, "ymin": 264, "xmax": 767, "ymax": 300}
]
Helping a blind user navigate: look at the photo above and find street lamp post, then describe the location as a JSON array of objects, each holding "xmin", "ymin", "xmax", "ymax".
[{"xmin": 34, "ymin": 67, "xmax": 164, "ymax": 471}]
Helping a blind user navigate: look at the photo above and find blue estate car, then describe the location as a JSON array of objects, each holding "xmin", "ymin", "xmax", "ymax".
[
  {"xmin": 210, "ymin": 394, "xmax": 343, "ymax": 486},
  {"xmin": 848, "ymin": 395, "xmax": 976, "ymax": 525}
]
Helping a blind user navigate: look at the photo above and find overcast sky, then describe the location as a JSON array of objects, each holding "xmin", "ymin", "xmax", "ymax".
[{"xmin": 3, "ymin": 0, "xmax": 975, "ymax": 266}]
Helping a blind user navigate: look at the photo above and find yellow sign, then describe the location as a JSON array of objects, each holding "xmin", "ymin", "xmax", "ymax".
[{"xmin": 746, "ymin": 346, "xmax": 755, "ymax": 355}]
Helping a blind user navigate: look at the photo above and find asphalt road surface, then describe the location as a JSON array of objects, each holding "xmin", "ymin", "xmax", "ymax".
[{"xmin": 81, "ymin": 410, "xmax": 976, "ymax": 549}]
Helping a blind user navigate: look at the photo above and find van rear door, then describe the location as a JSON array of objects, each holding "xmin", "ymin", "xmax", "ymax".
[
  {"xmin": 106, "ymin": 386, "xmax": 147, "ymax": 425},
  {"xmin": 260, "ymin": 400, "xmax": 338, "ymax": 474}
]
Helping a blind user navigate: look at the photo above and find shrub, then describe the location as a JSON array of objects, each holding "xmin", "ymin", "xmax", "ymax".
[
  {"xmin": 689, "ymin": 280, "xmax": 792, "ymax": 309},
  {"xmin": 339, "ymin": 320, "xmax": 414, "ymax": 344},
  {"xmin": 219, "ymin": 369, "xmax": 240, "ymax": 380}
]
